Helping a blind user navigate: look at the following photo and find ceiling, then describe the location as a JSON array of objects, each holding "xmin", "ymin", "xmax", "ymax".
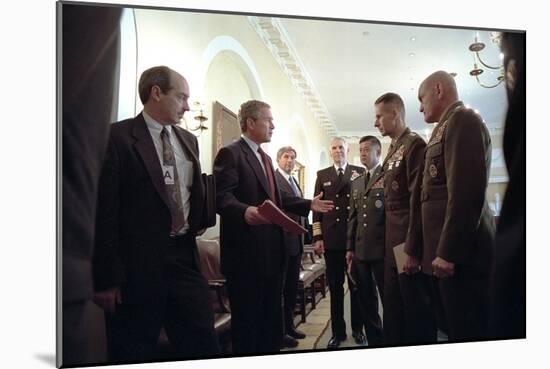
[{"xmin": 252, "ymin": 16, "xmax": 508, "ymax": 140}]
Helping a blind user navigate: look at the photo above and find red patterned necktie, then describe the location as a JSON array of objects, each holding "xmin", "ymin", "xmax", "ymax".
[{"xmin": 258, "ymin": 147, "xmax": 277, "ymax": 202}]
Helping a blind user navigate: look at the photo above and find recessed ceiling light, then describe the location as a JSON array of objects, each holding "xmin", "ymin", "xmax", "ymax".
[
  {"xmin": 409, "ymin": 52, "xmax": 415, "ymax": 57},
  {"xmin": 410, "ymin": 36, "xmax": 416, "ymax": 42}
]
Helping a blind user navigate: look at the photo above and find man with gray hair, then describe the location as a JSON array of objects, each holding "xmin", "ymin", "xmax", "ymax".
[
  {"xmin": 274, "ymin": 146, "xmax": 309, "ymax": 348},
  {"xmin": 214, "ymin": 100, "xmax": 333, "ymax": 354},
  {"xmin": 417, "ymin": 71, "xmax": 495, "ymax": 341},
  {"xmin": 313, "ymin": 137, "xmax": 366, "ymax": 348}
]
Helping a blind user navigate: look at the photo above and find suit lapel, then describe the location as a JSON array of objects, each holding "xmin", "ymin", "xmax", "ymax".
[
  {"xmin": 239, "ymin": 139, "xmax": 272, "ymax": 200},
  {"xmin": 293, "ymin": 176, "xmax": 303, "ymax": 197},
  {"xmin": 132, "ymin": 114, "xmax": 170, "ymax": 208},
  {"xmin": 173, "ymin": 127, "xmax": 204, "ymax": 228},
  {"xmin": 275, "ymin": 170, "xmax": 292, "ymax": 194},
  {"xmin": 276, "ymin": 170, "xmax": 303, "ymax": 197}
]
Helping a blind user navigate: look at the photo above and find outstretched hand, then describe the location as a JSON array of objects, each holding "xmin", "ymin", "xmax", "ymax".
[{"xmin": 311, "ymin": 191, "xmax": 334, "ymax": 213}]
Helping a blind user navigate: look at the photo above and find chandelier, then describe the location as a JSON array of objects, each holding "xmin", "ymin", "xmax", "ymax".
[{"xmin": 468, "ymin": 31, "xmax": 504, "ymax": 88}]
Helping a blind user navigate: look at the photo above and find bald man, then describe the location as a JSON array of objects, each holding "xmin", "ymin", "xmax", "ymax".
[{"xmin": 417, "ymin": 71, "xmax": 495, "ymax": 341}]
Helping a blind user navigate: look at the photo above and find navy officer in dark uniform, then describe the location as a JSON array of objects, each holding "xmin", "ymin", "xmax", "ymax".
[{"xmin": 312, "ymin": 137, "xmax": 366, "ymax": 348}]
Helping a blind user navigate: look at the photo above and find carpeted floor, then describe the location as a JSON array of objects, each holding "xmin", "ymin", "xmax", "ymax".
[
  {"xmin": 281, "ymin": 286, "xmax": 370, "ymax": 351},
  {"xmin": 281, "ymin": 284, "xmax": 447, "ymax": 352}
]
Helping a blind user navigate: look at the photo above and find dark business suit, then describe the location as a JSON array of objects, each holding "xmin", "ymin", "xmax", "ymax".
[
  {"xmin": 214, "ymin": 138, "xmax": 311, "ymax": 354},
  {"xmin": 275, "ymin": 169, "xmax": 308, "ymax": 334},
  {"xmin": 94, "ymin": 114, "xmax": 219, "ymax": 362},
  {"xmin": 421, "ymin": 101, "xmax": 495, "ymax": 341},
  {"xmin": 313, "ymin": 164, "xmax": 365, "ymax": 339},
  {"xmin": 61, "ymin": 4, "xmax": 121, "ymax": 366},
  {"xmin": 346, "ymin": 165, "xmax": 385, "ymax": 345}
]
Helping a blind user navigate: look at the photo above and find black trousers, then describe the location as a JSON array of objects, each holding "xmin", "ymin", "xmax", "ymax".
[
  {"xmin": 383, "ymin": 266, "xmax": 437, "ymax": 345},
  {"xmin": 282, "ymin": 253, "xmax": 302, "ymax": 332},
  {"xmin": 325, "ymin": 250, "xmax": 361, "ymax": 338},
  {"xmin": 227, "ymin": 272, "xmax": 283, "ymax": 354},
  {"xmin": 105, "ymin": 239, "xmax": 219, "ymax": 362},
  {"xmin": 433, "ymin": 268, "xmax": 490, "ymax": 341},
  {"xmin": 351, "ymin": 259, "xmax": 384, "ymax": 345}
]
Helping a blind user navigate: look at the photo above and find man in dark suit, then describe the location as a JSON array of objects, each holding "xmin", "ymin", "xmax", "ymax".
[
  {"xmin": 374, "ymin": 92, "xmax": 436, "ymax": 345},
  {"xmin": 418, "ymin": 71, "xmax": 495, "ymax": 341},
  {"xmin": 93, "ymin": 66, "xmax": 219, "ymax": 362},
  {"xmin": 61, "ymin": 4, "xmax": 121, "ymax": 366},
  {"xmin": 346, "ymin": 135, "xmax": 385, "ymax": 346},
  {"xmin": 213, "ymin": 100, "xmax": 333, "ymax": 355},
  {"xmin": 275, "ymin": 146, "xmax": 309, "ymax": 348},
  {"xmin": 312, "ymin": 137, "xmax": 366, "ymax": 348},
  {"xmin": 490, "ymin": 32, "xmax": 525, "ymax": 340}
]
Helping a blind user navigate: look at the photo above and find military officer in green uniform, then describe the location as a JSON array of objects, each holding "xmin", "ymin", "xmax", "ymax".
[
  {"xmin": 313, "ymin": 137, "xmax": 366, "ymax": 348},
  {"xmin": 374, "ymin": 92, "xmax": 437, "ymax": 345},
  {"xmin": 417, "ymin": 71, "xmax": 495, "ymax": 341},
  {"xmin": 346, "ymin": 135, "xmax": 385, "ymax": 346}
]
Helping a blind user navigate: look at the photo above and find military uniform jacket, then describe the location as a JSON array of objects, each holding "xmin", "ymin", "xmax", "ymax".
[
  {"xmin": 382, "ymin": 127, "xmax": 426, "ymax": 268},
  {"xmin": 420, "ymin": 101, "xmax": 495, "ymax": 276},
  {"xmin": 346, "ymin": 165, "xmax": 385, "ymax": 261},
  {"xmin": 313, "ymin": 164, "xmax": 365, "ymax": 250}
]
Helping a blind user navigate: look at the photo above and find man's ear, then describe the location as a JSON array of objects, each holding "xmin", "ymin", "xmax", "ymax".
[
  {"xmin": 246, "ymin": 117, "xmax": 255, "ymax": 131},
  {"xmin": 150, "ymin": 85, "xmax": 162, "ymax": 102},
  {"xmin": 435, "ymin": 82, "xmax": 444, "ymax": 100}
]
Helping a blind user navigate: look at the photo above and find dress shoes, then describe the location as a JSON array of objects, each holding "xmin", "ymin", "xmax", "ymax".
[
  {"xmin": 287, "ymin": 328, "xmax": 306, "ymax": 339},
  {"xmin": 282, "ymin": 334, "xmax": 299, "ymax": 348},
  {"xmin": 327, "ymin": 335, "xmax": 346, "ymax": 349},
  {"xmin": 352, "ymin": 331, "xmax": 367, "ymax": 345}
]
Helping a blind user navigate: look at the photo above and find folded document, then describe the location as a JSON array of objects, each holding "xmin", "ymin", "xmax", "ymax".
[{"xmin": 257, "ymin": 200, "xmax": 308, "ymax": 235}]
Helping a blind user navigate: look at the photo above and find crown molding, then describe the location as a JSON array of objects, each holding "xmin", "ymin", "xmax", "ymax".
[{"xmin": 248, "ymin": 16, "xmax": 338, "ymax": 137}]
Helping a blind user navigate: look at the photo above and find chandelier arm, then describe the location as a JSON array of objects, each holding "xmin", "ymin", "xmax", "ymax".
[
  {"xmin": 475, "ymin": 51, "xmax": 501, "ymax": 70},
  {"xmin": 475, "ymin": 75, "xmax": 504, "ymax": 89}
]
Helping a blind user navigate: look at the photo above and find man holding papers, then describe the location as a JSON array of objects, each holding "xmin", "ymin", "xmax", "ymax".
[
  {"xmin": 374, "ymin": 92, "xmax": 436, "ymax": 345},
  {"xmin": 213, "ymin": 100, "xmax": 333, "ymax": 354}
]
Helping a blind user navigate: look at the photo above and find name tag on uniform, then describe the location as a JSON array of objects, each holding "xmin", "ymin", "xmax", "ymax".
[
  {"xmin": 323, "ymin": 181, "xmax": 332, "ymax": 186},
  {"xmin": 162, "ymin": 165, "xmax": 175, "ymax": 185}
]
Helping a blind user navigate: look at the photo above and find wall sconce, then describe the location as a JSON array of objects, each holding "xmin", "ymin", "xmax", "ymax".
[
  {"xmin": 468, "ymin": 31, "xmax": 504, "ymax": 88},
  {"xmin": 184, "ymin": 101, "xmax": 209, "ymax": 136}
]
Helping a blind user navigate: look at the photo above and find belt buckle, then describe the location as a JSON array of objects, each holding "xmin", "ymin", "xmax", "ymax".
[{"xmin": 168, "ymin": 233, "xmax": 178, "ymax": 246}]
